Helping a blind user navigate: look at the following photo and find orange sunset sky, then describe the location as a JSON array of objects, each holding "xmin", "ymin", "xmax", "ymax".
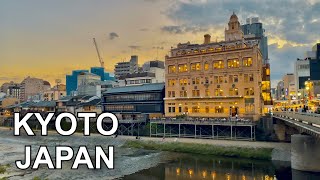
[{"xmin": 1, "ymin": 0, "xmax": 319, "ymax": 87}]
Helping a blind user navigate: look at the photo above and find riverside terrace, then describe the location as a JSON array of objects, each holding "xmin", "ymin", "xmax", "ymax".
[{"xmin": 149, "ymin": 117, "xmax": 256, "ymax": 141}]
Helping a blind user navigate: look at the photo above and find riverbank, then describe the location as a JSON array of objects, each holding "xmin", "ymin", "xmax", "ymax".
[{"xmin": 123, "ymin": 140, "xmax": 273, "ymax": 160}]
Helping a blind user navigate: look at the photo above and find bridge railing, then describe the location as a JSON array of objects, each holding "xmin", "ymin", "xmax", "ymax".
[{"xmin": 273, "ymin": 112, "xmax": 320, "ymax": 127}]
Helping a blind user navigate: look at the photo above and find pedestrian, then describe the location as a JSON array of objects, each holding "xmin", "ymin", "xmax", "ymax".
[{"xmin": 235, "ymin": 114, "xmax": 238, "ymax": 121}]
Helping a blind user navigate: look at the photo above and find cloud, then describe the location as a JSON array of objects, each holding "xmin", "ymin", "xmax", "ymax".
[
  {"xmin": 161, "ymin": 25, "xmax": 209, "ymax": 34},
  {"xmin": 163, "ymin": 0, "xmax": 320, "ymax": 84},
  {"xmin": 128, "ymin": 45, "xmax": 141, "ymax": 50},
  {"xmin": 108, "ymin": 32, "xmax": 119, "ymax": 40}
]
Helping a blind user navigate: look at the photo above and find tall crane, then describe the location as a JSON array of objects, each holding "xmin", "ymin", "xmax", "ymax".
[{"xmin": 93, "ymin": 38, "xmax": 105, "ymax": 68}]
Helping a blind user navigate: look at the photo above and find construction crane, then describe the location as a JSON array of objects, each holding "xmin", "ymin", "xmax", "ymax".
[{"xmin": 93, "ymin": 38, "xmax": 105, "ymax": 68}]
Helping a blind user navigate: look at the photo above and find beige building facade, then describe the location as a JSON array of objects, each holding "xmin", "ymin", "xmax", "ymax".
[
  {"xmin": 164, "ymin": 13, "xmax": 271, "ymax": 121},
  {"xmin": 20, "ymin": 77, "xmax": 51, "ymax": 102}
]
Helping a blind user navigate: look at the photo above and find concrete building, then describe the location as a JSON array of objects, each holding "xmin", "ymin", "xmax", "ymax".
[
  {"xmin": 102, "ymin": 83, "xmax": 165, "ymax": 120},
  {"xmin": 164, "ymin": 13, "xmax": 271, "ymax": 121},
  {"xmin": 294, "ymin": 58, "xmax": 310, "ymax": 99},
  {"xmin": 309, "ymin": 43, "xmax": 320, "ymax": 81},
  {"xmin": 90, "ymin": 67, "xmax": 115, "ymax": 81},
  {"xmin": 42, "ymin": 84, "xmax": 66, "ymax": 101},
  {"xmin": 114, "ymin": 55, "xmax": 139, "ymax": 78},
  {"xmin": 77, "ymin": 72, "xmax": 101, "ymax": 97},
  {"xmin": 117, "ymin": 60, "xmax": 165, "ymax": 87},
  {"xmin": 20, "ymin": 77, "xmax": 51, "ymax": 102},
  {"xmin": 66, "ymin": 70, "xmax": 89, "ymax": 95},
  {"xmin": 276, "ymin": 81, "xmax": 285, "ymax": 100},
  {"xmin": 6, "ymin": 84, "xmax": 20, "ymax": 99},
  {"xmin": 241, "ymin": 17, "xmax": 268, "ymax": 64},
  {"xmin": 282, "ymin": 73, "xmax": 295, "ymax": 101},
  {"xmin": 66, "ymin": 67, "xmax": 115, "ymax": 95},
  {"xmin": 0, "ymin": 81, "xmax": 19, "ymax": 94}
]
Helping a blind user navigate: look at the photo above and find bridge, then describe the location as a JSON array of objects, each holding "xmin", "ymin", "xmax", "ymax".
[{"xmin": 273, "ymin": 112, "xmax": 320, "ymax": 172}]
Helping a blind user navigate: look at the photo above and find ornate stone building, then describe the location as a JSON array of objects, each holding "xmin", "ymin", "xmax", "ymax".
[{"xmin": 164, "ymin": 13, "xmax": 271, "ymax": 121}]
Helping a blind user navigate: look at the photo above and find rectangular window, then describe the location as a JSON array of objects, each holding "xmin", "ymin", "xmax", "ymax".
[
  {"xmin": 191, "ymin": 62, "xmax": 201, "ymax": 71},
  {"xmin": 229, "ymin": 75, "xmax": 238, "ymax": 83},
  {"xmin": 215, "ymin": 89, "xmax": 223, "ymax": 96},
  {"xmin": 249, "ymin": 74, "xmax": 254, "ymax": 82},
  {"xmin": 168, "ymin": 65, "xmax": 176, "ymax": 73},
  {"xmin": 192, "ymin": 90, "xmax": 200, "ymax": 97},
  {"xmin": 204, "ymin": 63, "xmax": 209, "ymax": 71},
  {"xmin": 180, "ymin": 91, "xmax": 187, "ymax": 97},
  {"xmin": 192, "ymin": 106, "xmax": 200, "ymax": 113},
  {"xmin": 205, "ymin": 106, "xmax": 210, "ymax": 113},
  {"xmin": 192, "ymin": 77, "xmax": 200, "ymax": 85},
  {"xmin": 227, "ymin": 59, "xmax": 240, "ymax": 68},
  {"xmin": 213, "ymin": 60, "xmax": 224, "ymax": 69},
  {"xmin": 229, "ymin": 88, "xmax": 239, "ymax": 96},
  {"xmin": 243, "ymin": 57, "xmax": 253, "ymax": 67},
  {"xmin": 244, "ymin": 88, "xmax": 254, "ymax": 96},
  {"xmin": 168, "ymin": 79, "xmax": 176, "ymax": 86},
  {"xmin": 178, "ymin": 64, "xmax": 188, "ymax": 72},
  {"xmin": 205, "ymin": 89, "xmax": 210, "ymax": 96},
  {"xmin": 215, "ymin": 106, "xmax": 224, "ymax": 113},
  {"xmin": 179, "ymin": 107, "xmax": 182, "ymax": 113},
  {"xmin": 179, "ymin": 78, "xmax": 188, "ymax": 86}
]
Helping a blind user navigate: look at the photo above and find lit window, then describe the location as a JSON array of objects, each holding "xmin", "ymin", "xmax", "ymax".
[
  {"xmin": 205, "ymin": 89, "xmax": 210, "ymax": 96},
  {"xmin": 214, "ymin": 89, "xmax": 223, "ymax": 96},
  {"xmin": 180, "ymin": 91, "xmax": 187, "ymax": 97},
  {"xmin": 244, "ymin": 88, "xmax": 254, "ymax": 96},
  {"xmin": 192, "ymin": 106, "xmax": 200, "ymax": 113},
  {"xmin": 229, "ymin": 88, "xmax": 239, "ymax": 96},
  {"xmin": 204, "ymin": 62, "xmax": 209, "ymax": 71},
  {"xmin": 192, "ymin": 77, "xmax": 200, "ymax": 85},
  {"xmin": 168, "ymin": 65, "xmax": 176, "ymax": 73},
  {"xmin": 213, "ymin": 60, "xmax": 224, "ymax": 69},
  {"xmin": 215, "ymin": 106, "xmax": 224, "ymax": 113},
  {"xmin": 227, "ymin": 59, "xmax": 240, "ymax": 68},
  {"xmin": 178, "ymin": 64, "xmax": 188, "ymax": 72},
  {"xmin": 191, "ymin": 62, "xmax": 201, "ymax": 71},
  {"xmin": 168, "ymin": 79, "xmax": 176, "ymax": 86},
  {"xmin": 243, "ymin": 57, "xmax": 253, "ymax": 67},
  {"xmin": 179, "ymin": 78, "xmax": 188, "ymax": 86},
  {"xmin": 229, "ymin": 75, "xmax": 238, "ymax": 83}
]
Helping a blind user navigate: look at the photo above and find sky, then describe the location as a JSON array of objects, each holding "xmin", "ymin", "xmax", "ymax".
[{"xmin": 1, "ymin": 0, "xmax": 320, "ymax": 87}]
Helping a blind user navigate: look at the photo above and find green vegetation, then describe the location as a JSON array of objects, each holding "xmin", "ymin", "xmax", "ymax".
[
  {"xmin": 0, "ymin": 164, "xmax": 10, "ymax": 174},
  {"xmin": 123, "ymin": 140, "xmax": 273, "ymax": 160},
  {"xmin": 32, "ymin": 177, "xmax": 41, "ymax": 180}
]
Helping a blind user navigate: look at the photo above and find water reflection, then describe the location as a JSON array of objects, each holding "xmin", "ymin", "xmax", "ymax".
[{"xmin": 122, "ymin": 153, "xmax": 292, "ymax": 180}]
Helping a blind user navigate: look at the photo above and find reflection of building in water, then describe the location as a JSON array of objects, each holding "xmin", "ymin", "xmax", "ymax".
[{"xmin": 164, "ymin": 157, "xmax": 277, "ymax": 180}]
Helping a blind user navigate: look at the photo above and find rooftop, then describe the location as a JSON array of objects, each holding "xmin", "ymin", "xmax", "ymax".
[{"xmin": 104, "ymin": 83, "xmax": 164, "ymax": 94}]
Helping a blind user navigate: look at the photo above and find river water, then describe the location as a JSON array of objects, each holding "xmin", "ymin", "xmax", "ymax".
[{"xmin": 0, "ymin": 129, "xmax": 319, "ymax": 180}]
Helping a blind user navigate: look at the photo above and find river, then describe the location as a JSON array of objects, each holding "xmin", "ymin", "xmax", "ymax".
[{"xmin": 0, "ymin": 129, "xmax": 319, "ymax": 180}]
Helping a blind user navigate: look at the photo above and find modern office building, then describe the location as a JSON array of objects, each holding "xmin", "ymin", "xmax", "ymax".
[
  {"xmin": 118, "ymin": 60, "xmax": 165, "ymax": 86},
  {"xmin": 66, "ymin": 67, "xmax": 115, "ymax": 95},
  {"xmin": 90, "ymin": 67, "xmax": 115, "ymax": 81},
  {"xmin": 77, "ymin": 72, "xmax": 101, "ymax": 97},
  {"xmin": 6, "ymin": 84, "xmax": 20, "ymax": 99},
  {"xmin": 294, "ymin": 58, "xmax": 310, "ymax": 98},
  {"xmin": 20, "ymin": 77, "xmax": 51, "ymax": 102},
  {"xmin": 102, "ymin": 83, "xmax": 165, "ymax": 120},
  {"xmin": 310, "ymin": 43, "xmax": 320, "ymax": 81},
  {"xmin": 241, "ymin": 17, "xmax": 268, "ymax": 64},
  {"xmin": 66, "ymin": 70, "xmax": 89, "ymax": 95},
  {"xmin": 164, "ymin": 13, "xmax": 271, "ymax": 121},
  {"xmin": 114, "ymin": 55, "xmax": 139, "ymax": 78}
]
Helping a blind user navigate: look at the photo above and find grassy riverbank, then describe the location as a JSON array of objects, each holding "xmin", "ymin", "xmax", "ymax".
[{"xmin": 123, "ymin": 140, "xmax": 273, "ymax": 160}]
